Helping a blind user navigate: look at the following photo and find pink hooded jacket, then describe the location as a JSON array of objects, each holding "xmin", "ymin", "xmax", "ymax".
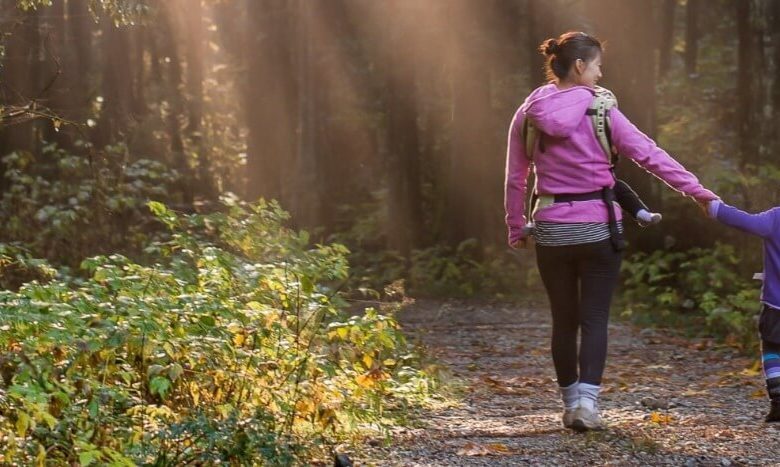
[{"xmin": 504, "ymin": 84, "xmax": 718, "ymax": 246}]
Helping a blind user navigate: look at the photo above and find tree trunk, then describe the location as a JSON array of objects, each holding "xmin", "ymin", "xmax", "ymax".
[
  {"xmin": 0, "ymin": 6, "xmax": 41, "ymax": 194},
  {"xmin": 63, "ymin": 0, "xmax": 94, "ymax": 144},
  {"xmin": 526, "ymin": 0, "xmax": 551, "ymax": 87},
  {"xmin": 382, "ymin": 2, "xmax": 424, "ymax": 256},
  {"xmin": 160, "ymin": 1, "xmax": 193, "ymax": 205},
  {"xmin": 737, "ymin": 0, "xmax": 764, "ymax": 170},
  {"xmin": 0, "ymin": 8, "xmax": 42, "ymax": 154},
  {"xmin": 685, "ymin": 0, "xmax": 700, "ymax": 76},
  {"xmin": 444, "ymin": 0, "xmax": 494, "ymax": 246},
  {"xmin": 148, "ymin": 22, "xmax": 163, "ymax": 84},
  {"xmin": 590, "ymin": 0, "xmax": 662, "ymax": 251},
  {"xmin": 772, "ymin": 0, "xmax": 780, "ymax": 142},
  {"xmin": 96, "ymin": 17, "xmax": 134, "ymax": 146},
  {"xmin": 38, "ymin": 0, "xmax": 65, "ymax": 146},
  {"xmin": 292, "ymin": 0, "xmax": 323, "ymax": 228},
  {"xmin": 184, "ymin": 0, "xmax": 214, "ymax": 199},
  {"xmin": 244, "ymin": 0, "xmax": 297, "ymax": 205},
  {"xmin": 132, "ymin": 26, "xmax": 147, "ymax": 117},
  {"xmin": 67, "ymin": 0, "xmax": 92, "ymax": 82},
  {"xmin": 659, "ymin": 0, "xmax": 677, "ymax": 78}
]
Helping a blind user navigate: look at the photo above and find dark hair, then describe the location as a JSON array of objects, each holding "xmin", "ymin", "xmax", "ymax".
[{"xmin": 539, "ymin": 31, "xmax": 603, "ymax": 82}]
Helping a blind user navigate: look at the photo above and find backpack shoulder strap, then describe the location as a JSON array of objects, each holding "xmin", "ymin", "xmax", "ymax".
[
  {"xmin": 587, "ymin": 86, "xmax": 619, "ymax": 167},
  {"xmin": 521, "ymin": 115, "xmax": 540, "ymax": 222},
  {"xmin": 522, "ymin": 116, "xmax": 538, "ymax": 162}
]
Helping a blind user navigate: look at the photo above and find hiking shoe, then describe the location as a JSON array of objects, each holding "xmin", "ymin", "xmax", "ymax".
[
  {"xmin": 562, "ymin": 409, "xmax": 576, "ymax": 428},
  {"xmin": 571, "ymin": 406, "xmax": 606, "ymax": 432},
  {"xmin": 766, "ymin": 401, "xmax": 780, "ymax": 423},
  {"xmin": 637, "ymin": 212, "xmax": 662, "ymax": 227}
]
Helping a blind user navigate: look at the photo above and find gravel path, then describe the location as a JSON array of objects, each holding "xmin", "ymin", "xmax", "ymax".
[{"xmin": 357, "ymin": 299, "xmax": 780, "ymax": 466}]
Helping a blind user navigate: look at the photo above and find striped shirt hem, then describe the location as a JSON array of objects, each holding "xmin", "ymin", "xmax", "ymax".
[{"xmin": 535, "ymin": 221, "xmax": 623, "ymax": 247}]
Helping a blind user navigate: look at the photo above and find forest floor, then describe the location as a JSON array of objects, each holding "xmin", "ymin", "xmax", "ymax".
[{"xmin": 355, "ymin": 298, "xmax": 780, "ymax": 466}]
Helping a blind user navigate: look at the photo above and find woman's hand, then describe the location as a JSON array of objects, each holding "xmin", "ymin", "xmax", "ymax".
[
  {"xmin": 696, "ymin": 200, "xmax": 710, "ymax": 217},
  {"xmin": 509, "ymin": 233, "xmax": 526, "ymax": 249},
  {"xmin": 509, "ymin": 223, "xmax": 535, "ymax": 249},
  {"xmin": 510, "ymin": 238, "xmax": 528, "ymax": 249},
  {"xmin": 696, "ymin": 197, "xmax": 720, "ymax": 219}
]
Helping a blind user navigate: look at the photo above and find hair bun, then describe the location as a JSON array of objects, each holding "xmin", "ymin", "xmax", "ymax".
[{"xmin": 542, "ymin": 38, "xmax": 560, "ymax": 56}]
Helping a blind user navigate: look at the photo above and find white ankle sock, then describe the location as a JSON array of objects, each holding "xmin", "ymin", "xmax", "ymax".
[
  {"xmin": 578, "ymin": 383, "xmax": 600, "ymax": 411},
  {"xmin": 559, "ymin": 381, "xmax": 579, "ymax": 410},
  {"xmin": 637, "ymin": 209, "xmax": 662, "ymax": 224},
  {"xmin": 636, "ymin": 209, "xmax": 653, "ymax": 223}
]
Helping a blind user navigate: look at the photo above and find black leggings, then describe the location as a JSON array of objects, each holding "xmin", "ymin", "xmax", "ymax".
[{"xmin": 536, "ymin": 239, "xmax": 622, "ymax": 386}]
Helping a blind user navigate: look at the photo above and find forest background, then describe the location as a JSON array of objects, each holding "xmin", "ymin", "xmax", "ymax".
[{"xmin": 0, "ymin": 0, "xmax": 776, "ymax": 464}]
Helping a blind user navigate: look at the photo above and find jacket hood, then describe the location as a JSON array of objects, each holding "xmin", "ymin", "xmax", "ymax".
[{"xmin": 520, "ymin": 84, "xmax": 595, "ymax": 138}]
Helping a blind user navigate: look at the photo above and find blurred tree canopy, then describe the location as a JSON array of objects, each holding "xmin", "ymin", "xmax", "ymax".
[{"xmin": 0, "ymin": 0, "xmax": 777, "ymax": 287}]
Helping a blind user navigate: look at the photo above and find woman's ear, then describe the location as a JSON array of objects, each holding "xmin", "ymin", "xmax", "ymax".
[{"xmin": 575, "ymin": 58, "xmax": 585, "ymax": 75}]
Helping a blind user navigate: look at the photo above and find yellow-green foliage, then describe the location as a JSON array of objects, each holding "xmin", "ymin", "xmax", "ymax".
[{"xmin": 0, "ymin": 199, "xmax": 436, "ymax": 465}]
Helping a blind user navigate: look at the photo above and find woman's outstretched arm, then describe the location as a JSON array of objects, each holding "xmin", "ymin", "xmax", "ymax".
[{"xmin": 609, "ymin": 107, "xmax": 718, "ymax": 203}]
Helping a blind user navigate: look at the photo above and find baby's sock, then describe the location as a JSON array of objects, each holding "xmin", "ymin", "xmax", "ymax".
[{"xmin": 636, "ymin": 209, "xmax": 662, "ymax": 226}]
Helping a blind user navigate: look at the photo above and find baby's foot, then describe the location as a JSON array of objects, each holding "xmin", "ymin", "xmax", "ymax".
[{"xmin": 636, "ymin": 209, "xmax": 662, "ymax": 227}]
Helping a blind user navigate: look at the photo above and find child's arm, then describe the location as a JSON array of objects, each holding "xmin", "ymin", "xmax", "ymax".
[{"xmin": 709, "ymin": 200, "xmax": 777, "ymax": 239}]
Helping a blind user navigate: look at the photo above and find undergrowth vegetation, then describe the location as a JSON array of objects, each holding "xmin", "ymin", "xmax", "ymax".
[{"xmin": 0, "ymin": 199, "xmax": 440, "ymax": 465}]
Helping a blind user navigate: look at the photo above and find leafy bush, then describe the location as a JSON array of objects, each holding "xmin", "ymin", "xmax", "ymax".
[
  {"xmin": 0, "ymin": 243, "xmax": 57, "ymax": 291},
  {"xmin": 0, "ymin": 198, "xmax": 437, "ymax": 465},
  {"xmin": 621, "ymin": 243, "xmax": 760, "ymax": 348},
  {"xmin": 331, "ymin": 191, "xmax": 532, "ymax": 299},
  {"xmin": 0, "ymin": 143, "xmax": 178, "ymax": 267},
  {"xmin": 409, "ymin": 240, "xmax": 531, "ymax": 298}
]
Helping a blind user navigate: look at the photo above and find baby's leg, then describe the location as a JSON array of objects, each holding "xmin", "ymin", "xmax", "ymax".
[{"xmin": 614, "ymin": 179, "xmax": 661, "ymax": 226}]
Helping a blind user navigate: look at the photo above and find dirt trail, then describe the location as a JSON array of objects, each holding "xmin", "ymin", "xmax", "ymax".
[{"xmin": 358, "ymin": 299, "xmax": 780, "ymax": 466}]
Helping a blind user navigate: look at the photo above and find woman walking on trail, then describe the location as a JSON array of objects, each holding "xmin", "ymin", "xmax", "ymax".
[{"xmin": 503, "ymin": 31, "xmax": 719, "ymax": 431}]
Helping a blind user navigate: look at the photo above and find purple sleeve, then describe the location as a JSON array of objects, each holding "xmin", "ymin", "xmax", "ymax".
[
  {"xmin": 716, "ymin": 202, "xmax": 777, "ymax": 238},
  {"xmin": 609, "ymin": 108, "xmax": 718, "ymax": 203},
  {"xmin": 504, "ymin": 110, "xmax": 531, "ymax": 246}
]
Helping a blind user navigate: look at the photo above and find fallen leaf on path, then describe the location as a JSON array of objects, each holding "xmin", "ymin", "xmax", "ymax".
[
  {"xmin": 456, "ymin": 442, "xmax": 491, "ymax": 456},
  {"xmin": 487, "ymin": 443, "xmax": 512, "ymax": 453},
  {"xmin": 456, "ymin": 441, "xmax": 513, "ymax": 456},
  {"xmin": 479, "ymin": 376, "xmax": 533, "ymax": 395},
  {"xmin": 648, "ymin": 412, "xmax": 674, "ymax": 425}
]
